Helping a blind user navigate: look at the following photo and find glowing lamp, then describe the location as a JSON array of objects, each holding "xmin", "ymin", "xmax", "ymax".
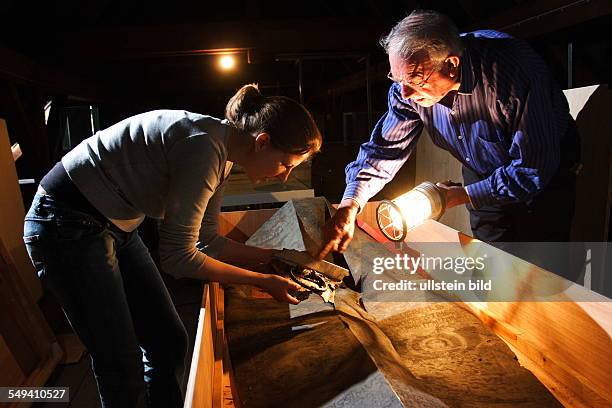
[
  {"xmin": 376, "ymin": 181, "xmax": 446, "ymax": 241},
  {"xmin": 219, "ymin": 55, "xmax": 236, "ymax": 70}
]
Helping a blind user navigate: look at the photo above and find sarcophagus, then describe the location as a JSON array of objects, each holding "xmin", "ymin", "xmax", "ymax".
[{"xmin": 185, "ymin": 198, "xmax": 612, "ymax": 408}]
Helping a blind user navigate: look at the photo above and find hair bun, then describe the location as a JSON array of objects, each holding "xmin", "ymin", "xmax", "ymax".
[
  {"xmin": 239, "ymin": 84, "xmax": 264, "ymax": 111},
  {"xmin": 225, "ymin": 84, "xmax": 265, "ymax": 125}
]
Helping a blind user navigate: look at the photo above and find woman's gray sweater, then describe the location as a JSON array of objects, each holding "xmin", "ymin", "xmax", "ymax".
[{"xmin": 62, "ymin": 110, "xmax": 232, "ymax": 278}]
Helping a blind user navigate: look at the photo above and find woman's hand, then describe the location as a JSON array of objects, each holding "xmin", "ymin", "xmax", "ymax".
[
  {"xmin": 260, "ymin": 274, "xmax": 302, "ymax": 305},
  {"xmin": 198, "ymin": 257, "xmax": 301, "ymax": 304}
]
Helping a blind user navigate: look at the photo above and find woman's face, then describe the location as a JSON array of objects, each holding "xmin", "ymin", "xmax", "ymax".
[{"xmin": 244, "ymin": 133, "xmax": 310, "ymax": 184}]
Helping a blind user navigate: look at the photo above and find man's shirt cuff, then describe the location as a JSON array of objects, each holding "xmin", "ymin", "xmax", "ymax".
[
  {"xmin": 465, "ymin": 178, "xmax": 496, "ymax": 209},
  {"xmin": 341, "ymin": 182, "xmax": 368, "ymax": 213}
]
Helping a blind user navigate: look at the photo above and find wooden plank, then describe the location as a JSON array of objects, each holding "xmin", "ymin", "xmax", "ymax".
[
  {"xmin": 56, "ymin": 333, "xmax": 86, "ymax": 364},
  {"xmin": 188, "ymin": 283, "xmax": 226, "ymax": 408},
  {"xmin": 0, "ymin": 296, "xmax": 38, "ymax": 374},
  {"xmin": 465, "ymin": 0, "xmax": 612, "ymax": 39},
  {"xmin": 222, "ymin": 163, "xmax": 312, "ymax": 208},
  {"xmin": 4, "ymin": 84, "xmax": 51, "ymax": 179},
  {"xmin": 184, "ymin": 285, "xmax": 208, "ymax": 408},
  {"xmin": 0, "ymin": 46, "xmax": 109, "ymax": 101},
  {"xmin": 218, "ymin": 209, "xmax": 278, "ymax": 242},
  {"xmin": 0, "ymin": 118, "xmax": 41, "ymax": 300},
  {"xmin": 404, "ymin": 219, "xmax": 612, "ymax": 407},
  {"xmin": 566, "ymin": 85, "xmax": 612, "ymax": 296},
  {"xmin": 50, "ymin": 18, "xmax": 388, "ymax": 62},
  {"xmin": 0, "ymin": 334, "xmax": 26, "ymax": 387},
  {"xmin": 211, "ymin": 284, "xmax": 224, "ymax": 408},
  {"xmin": 66, "ymin": 362, "xmax": 101, "ymax": 408},
  {"xmin": 0, "ymin": 237, "xmax": 54, "ymax": 360},
  {"xmin": 199, "ymin": 201, "xmax": 612, "ymax": 406},
  {"xmin": 0, "ymin": 236, "xmax": 61, "ymax": 401},
  {"xmin": 35, "ymin": 354, "xmax": 93, "ymax": 408},
  {"xmin": 221, "ymin": 328, "xmax": 238, "ymax": 408},
  {"xmin": 414, "ymin": 127, "xmax": 471, "ymax": 234}
]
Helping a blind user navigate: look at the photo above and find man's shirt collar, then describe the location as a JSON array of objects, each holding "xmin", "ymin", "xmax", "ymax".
[{"xmin": 458, "ymin": 47, "xmax": 476, "ymax": 95}]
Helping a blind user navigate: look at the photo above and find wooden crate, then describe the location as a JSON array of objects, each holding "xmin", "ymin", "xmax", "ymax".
[
  {"xmin": 0, "ymin": 238, "xmax": 62, "ymax": 408},
  {"xmin": 184, "ymin": 202, "xmax": 612, "ymax": 408}
]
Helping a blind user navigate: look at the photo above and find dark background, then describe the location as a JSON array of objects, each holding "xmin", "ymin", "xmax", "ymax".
[{"xmin": 0, "ymin": 0, "xmax": 610, "ymax": 203}]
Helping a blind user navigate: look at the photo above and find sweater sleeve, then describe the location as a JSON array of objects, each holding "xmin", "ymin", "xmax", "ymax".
[
  {"xmin": 196, "ymin": 182, "xmax": 232, "ymax": 258},
  {"xmin": 159, "ymin": 135, "xmax": 224, "ymax": 279}
]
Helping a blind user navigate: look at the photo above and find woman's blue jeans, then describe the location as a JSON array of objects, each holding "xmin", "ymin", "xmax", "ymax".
[{"xmin": 24, "ymin": 192, "xmax": 188, "ymax": 408}]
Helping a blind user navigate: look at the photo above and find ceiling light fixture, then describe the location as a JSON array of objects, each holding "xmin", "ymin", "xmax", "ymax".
[{"xmin": 218, "ymin": 55, "xmax": 236, "ymax": 70}]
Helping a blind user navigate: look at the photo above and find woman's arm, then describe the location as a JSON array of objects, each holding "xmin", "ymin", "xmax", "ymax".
[
  {"xmin": 160, "ymin": 135, "xmax": 301, "ymax": 304},
  {"xmin": 214, "ymin": 240, "xmax": 279, "ymax": 267},
  {"xmin": 195, "ymin": 255, "xmax": 301, "ymax": 304},
  {"xmin": 198, "ymin": 182, "xmax": 280, "ymax": 268}
]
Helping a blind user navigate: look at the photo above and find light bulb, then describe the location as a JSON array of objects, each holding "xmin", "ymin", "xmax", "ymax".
[
  {"xmin": 394, "ymin": 189, "xmax": 433, "ymax": 230},
  {"xmin": 376, "ymin": 181, "xmax": 446, "ymax": 242},
  {"xmin": 219, "ymin": 55, "xmax": 235, "ymax": 70}
]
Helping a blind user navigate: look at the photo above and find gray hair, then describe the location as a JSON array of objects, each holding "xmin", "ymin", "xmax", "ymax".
[{"xmin": 380, "ymin": 10, "xmax": 463, "ymax": 66}]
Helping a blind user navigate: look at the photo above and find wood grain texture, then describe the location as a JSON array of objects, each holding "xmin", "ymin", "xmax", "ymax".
[
  {"xmin": 192, "ymin": 200, "xmax": 610, "ymax": 407},
  {"xmin": 186, "ymin": 283, "xmax": 235, "ymax": 408},
  {"xmin": 405, "ymin": 219, "xmax": 612, "ymax": 407},
  {"xmin": 0, "ymin": 119, "xmax": 41, "ymax": 300},
  {"xmin": 56, "ymin": 333, "xmax": 86, "ymax": 364},
  {"xmin": 0, "ymin": 237, "xmax": 61, "ymax": 408},
  {"xmin": 188, "ymin": 285, "xmax": 214, "ymax": 408},
  {"xmin": 0, "ymin": 334, "xmax": 25, "ymax": 387},
  {"xmin": 414, "ymin": 127, "xmax": 471, "ymax": 234},
  {"xmin": 218, "ymin": 209, "xmax": 278, "ymax": 243}
]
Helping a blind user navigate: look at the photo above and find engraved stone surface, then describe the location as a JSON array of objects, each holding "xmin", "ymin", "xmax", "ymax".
[{"xmin": 228, "ymin": 198, "xmax": 562, "ymax": 407}]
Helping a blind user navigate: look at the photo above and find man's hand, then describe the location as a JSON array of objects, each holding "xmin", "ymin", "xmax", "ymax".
[
  {"xmin": 261, "ymin": 274, "xmax": 302, "ymax": 305},
  {"xmin": 316, "ymin": 202, "xmax": 359, "ymax": 260},
  {"xmin": 435, "ymin": 181, "xmax": 471, "ymax": 209}
]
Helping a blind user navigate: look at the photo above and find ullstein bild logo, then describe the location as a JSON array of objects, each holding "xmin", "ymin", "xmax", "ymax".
[{"xmin": 372, "ymin": 253, "xmax": 487, "ymax": 275}]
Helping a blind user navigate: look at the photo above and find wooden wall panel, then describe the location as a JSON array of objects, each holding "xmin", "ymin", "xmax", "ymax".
[
  {"xmin": 185, "ymin": 283, "xmax": 230, "ymax": 408},
  {"xmin": 0, "ymin": 334, "xmax": 25, "ymax": 387},
  {"xmin": 414, "ymin": 128, "xmax": 472, "ymax": 234},
  {"xmin": 0, "ymin": 118, "xmax": 40, "ymax": 300},
  {"xmin": 564, "ymin": 85, "xmax": 612, "ymax": 296},
  {"xmin": 0, "ymin": 236, "xmax": 60, "ymax": 393},
  {"xmin": 218, "ymin": 209, "xmax": 278, "ymax": 242}
]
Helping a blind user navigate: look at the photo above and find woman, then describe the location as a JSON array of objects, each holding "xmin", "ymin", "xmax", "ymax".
[{"xmin": 23, "ymin": 84, "xmax": 322, "ymax": 407}]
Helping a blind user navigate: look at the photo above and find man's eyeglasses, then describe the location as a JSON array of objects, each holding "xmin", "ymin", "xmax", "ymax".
[{"xmin": 387, "ymin": 64, "xmax": 437, "ymax": 89}]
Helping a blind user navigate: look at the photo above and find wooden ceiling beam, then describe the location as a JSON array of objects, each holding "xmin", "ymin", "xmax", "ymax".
[
  {"xmin": 318, "ymin": 0, "xmax": 610, "ymax": 98},
  {"xmin": 465, "ymin": 0, "xmax": 612, "ymax": 38},
  {"xmin": 0, "ymin": 47, "xmax": 110, "ymax": 101},
  {"xmin": 48, "ymin": 18, "xmax": 388, "ymax": 63}
]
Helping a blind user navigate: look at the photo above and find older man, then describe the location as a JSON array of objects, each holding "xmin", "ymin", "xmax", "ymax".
[{"xmin": 318, "ymin": 10, "xmax": 580, "ymax": 265}]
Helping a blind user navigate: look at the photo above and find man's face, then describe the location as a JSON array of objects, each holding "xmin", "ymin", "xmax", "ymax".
[{"xmin": 388, "ymin": 51, "xmax": 460, "ymax": 107}]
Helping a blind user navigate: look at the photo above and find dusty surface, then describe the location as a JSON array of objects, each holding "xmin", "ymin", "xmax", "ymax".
[
  {"xmin": 227, "ymin": 198, "xmax": 562, "ymax": 407},
  {"xmin": 224, "ymin": 287, "xmax": 403, "ymax": 408},
  {"xmin": 376, "ymin": 302, "xmax": 561, "ymax": 407}
]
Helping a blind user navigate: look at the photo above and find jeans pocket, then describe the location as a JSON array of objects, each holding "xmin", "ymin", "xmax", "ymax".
[{"xmin": 56, "ymin": 218, "xmax": 105, "ymax": 241}]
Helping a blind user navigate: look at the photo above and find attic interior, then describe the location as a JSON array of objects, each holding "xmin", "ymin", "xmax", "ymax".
[
  {"xmin": 1, "ymin": 0, "xmax": 609, "ymax": 201},
  {"xmin": 0, "ymin": 1, "xmax": 611, "ymax": 407}
]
